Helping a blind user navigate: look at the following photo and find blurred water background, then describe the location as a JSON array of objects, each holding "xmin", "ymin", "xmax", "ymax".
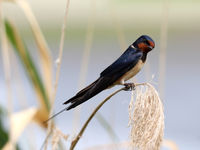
[{"xmin": 0, "ymin": 0, "xmax": 200, "ymax": 149}]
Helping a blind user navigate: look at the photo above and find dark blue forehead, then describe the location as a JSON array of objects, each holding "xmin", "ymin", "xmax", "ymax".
[{"xmin": 140, "ymin": 35, "xmax": 154, "ymax": 43}]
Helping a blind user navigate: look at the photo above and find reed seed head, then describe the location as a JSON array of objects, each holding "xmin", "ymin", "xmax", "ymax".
[{"xmin": 129, "ymin": 83, "xmax": 164, "ymax": 150}]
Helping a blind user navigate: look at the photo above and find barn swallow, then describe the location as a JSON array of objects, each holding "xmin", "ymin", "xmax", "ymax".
[
  {"xmin": 45, "ymin": 35, "xmax": 155, "ymax": 122},
  {"xmin": 64, "ymin": 35, "xmax": 155, "ymax": 110}
]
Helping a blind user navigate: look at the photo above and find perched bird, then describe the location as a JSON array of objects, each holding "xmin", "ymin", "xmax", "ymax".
[
  {"xmin": 45, "ymin": 35, "xmax": 155, "ymax": 122},
  {"xmin": 64, "ymin": 35, "xmax": 155, "ymax": 110}
]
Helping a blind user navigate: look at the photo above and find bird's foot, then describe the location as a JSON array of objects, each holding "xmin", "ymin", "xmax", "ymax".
[{"xmin": 124, "ymin": 83, "xmax": 135, "ymax": 91}]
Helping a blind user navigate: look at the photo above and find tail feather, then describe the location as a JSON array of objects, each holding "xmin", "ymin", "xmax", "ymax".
[
  {"xmin": 66, "ymin": 97, "xmax": 84, "ymax": 110},
  {"xmin": 63, "ymin": 79, "xmax": 99, "ymax": 105},
  {"xmin": 64, "ymin": 77, "xmax": 110, "ymax": 110}
]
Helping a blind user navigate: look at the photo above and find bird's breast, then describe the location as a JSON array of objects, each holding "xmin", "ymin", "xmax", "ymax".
[{"xmin": 115, "ymin": 60, "xmax": 144, "ymax": 85}]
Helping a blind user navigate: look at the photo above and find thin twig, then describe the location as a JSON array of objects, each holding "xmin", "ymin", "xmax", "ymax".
[
  {"xmin": 54, "ymin": 0, "xmax": 70, "ymax": 96},
  {"xmin": 70, "ymin": 87, "xmax": 125, "ymax": 150},
  {"xmin": 42, "ymin": 0, "xmax": 70, "ymax": 149},
  {"xmin": 69, "ymin": 83, "xmax": 147, "ymax": 150}
]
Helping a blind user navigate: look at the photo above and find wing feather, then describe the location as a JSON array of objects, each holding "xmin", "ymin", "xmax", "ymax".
[{"xmin": 100, "ymin": 46, "xmax": 142, "ymax": 77}]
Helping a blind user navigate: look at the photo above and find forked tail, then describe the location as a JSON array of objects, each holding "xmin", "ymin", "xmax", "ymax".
[
  {"xmin": 45, "ymin": 77, "xmax": 110, "ymax": 122},
  {"xmin": 64, "ymin": 77, "xmax": 109, "ymax": 110}
]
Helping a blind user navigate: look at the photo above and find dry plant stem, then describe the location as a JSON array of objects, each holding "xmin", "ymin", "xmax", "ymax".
[
  {"xmin": 54, "ymin": 0, "xmax": 70, "ymax": 99},
  {"xmin": 70, "ymin": 87, "xmax": 125, "ymax": 150},
  {"xmin": 14, "ymin": 0, "xmax": 53, "ymax": 97},
  {"xmin": 0, "ymin": 4, "xmax": 13, "ymax": 147},
  {"xmin": 0, "ymin": 5, "xmax": 12, "ymax": 113},
  {"xmin": 42, "ymin": 0, "xmax": 70, "ymax": 150},
  {"xmin": 71, "ymin": 84, "xmax": 142, "ymax": 150},
  {"xmin": 159, "ymin": 0, "xmax": 169, "ymax": 98},
  {"xmin": 70, "ymin": 83, "xmax": 145, "ymax": 150}
]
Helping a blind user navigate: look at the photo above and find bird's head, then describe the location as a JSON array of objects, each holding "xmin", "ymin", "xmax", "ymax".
[{"xmin": 133, "ymin": 35, "xmax": 155, "ymax": 53}]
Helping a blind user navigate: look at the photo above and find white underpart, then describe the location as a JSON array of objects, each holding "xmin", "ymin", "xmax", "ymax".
[{"xmin": 115, "ymin": 59, "xmax": 144, "ymax": 85}]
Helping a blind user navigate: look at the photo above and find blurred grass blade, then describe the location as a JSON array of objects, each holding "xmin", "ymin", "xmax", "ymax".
[
  {"xmin": 96, "ymin": 113, "xmax": 119, "ymax": 142},
  {"xmin": 0, "ymin": 108, "xmax": 9, "ymax": 149},
  {"xmin": 5, "ymin": 20, "xmax": 50, "ymax": 113},
  {"xmin": 14, "ymin": 0, "xmax": 53, "ymax": 98}
]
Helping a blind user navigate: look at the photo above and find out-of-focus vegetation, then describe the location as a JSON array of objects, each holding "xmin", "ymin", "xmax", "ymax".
[
  {"xmin": 1, "ymin": 0, "xmax": 199, "ymax": 149},
  {"xmin": 0, "ymin": 108, "xmax": 20, "ymax": 150},
  {"xmin": 1, "ymin": 0, "xmax": 115, "ymax": 149},
  {"xmin": 5, "ymin": 21, "xmax": 50, "ymax": 111},
  {"xmin": 0, "ymin": 0, "xmax": 54, "ymax": 148},
  {"xmin": 2, "ymin": 0, "xmax": 200, "ymax": 41},
  {"xmin": 0, "ymin": 108, "xmax": 8, "ymax": 148}
]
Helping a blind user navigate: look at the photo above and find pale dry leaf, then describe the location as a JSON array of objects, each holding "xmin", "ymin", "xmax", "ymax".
[
  {"xmin": 2, "ymin": 107, "xmax": 38, "ymax": 150},
  {"xmin": 5, "ymin": 0, "xmax": 53, "ymax": 102},
  {"xmin": 15, "ymin": 0, "xmax": 53, "ymax": 98},
  {"xmin": 4, "ymin": 0, "xmax": 52, "ymax": 122}
]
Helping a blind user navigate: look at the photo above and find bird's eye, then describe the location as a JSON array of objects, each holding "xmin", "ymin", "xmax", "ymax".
[
  {"xmin": 144, "ymin": 40, "xmax": 149, "ymax": 45},
  {"xmin": 143, "ymin": 40, "xmax": 149, "ymax": 45}
]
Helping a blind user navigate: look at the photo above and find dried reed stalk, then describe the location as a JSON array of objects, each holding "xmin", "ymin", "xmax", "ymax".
[
  {"xmin": 0, "ymin": 3, "xmax": 14, "ymax": 149},
  {"xmin": 5, "ymin": 0, "xmax": 53, "ymax": 101},
  {"xmin": 42, "ymin": 0, "xmax": 70, "ymax": 149},
  {"xmin": 70, "ymin": 87, "xmax": 125, "ymax": 150},
  {"xmin": 72, "ymin": 0, "xmax": 96, "ymax": 134},
  {"xmin": 14, "ymin": 0, "xmax": 53, "ymax": 101},
  {"xmin": 0, "ymin": 3, "xmax": 12, "ymax": 115},
  {"xmin": 159, "ymin": 0, "xmax": 169, "ymax": 98},
  {"xmin": 129, "ymin": 83, "xmax": 164, "ymax": 150}
]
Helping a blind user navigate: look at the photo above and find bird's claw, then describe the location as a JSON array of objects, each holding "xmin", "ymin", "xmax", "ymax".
[{"xmin": 124, "ymin": 83, "xmax": 135, "ymax": 91}]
